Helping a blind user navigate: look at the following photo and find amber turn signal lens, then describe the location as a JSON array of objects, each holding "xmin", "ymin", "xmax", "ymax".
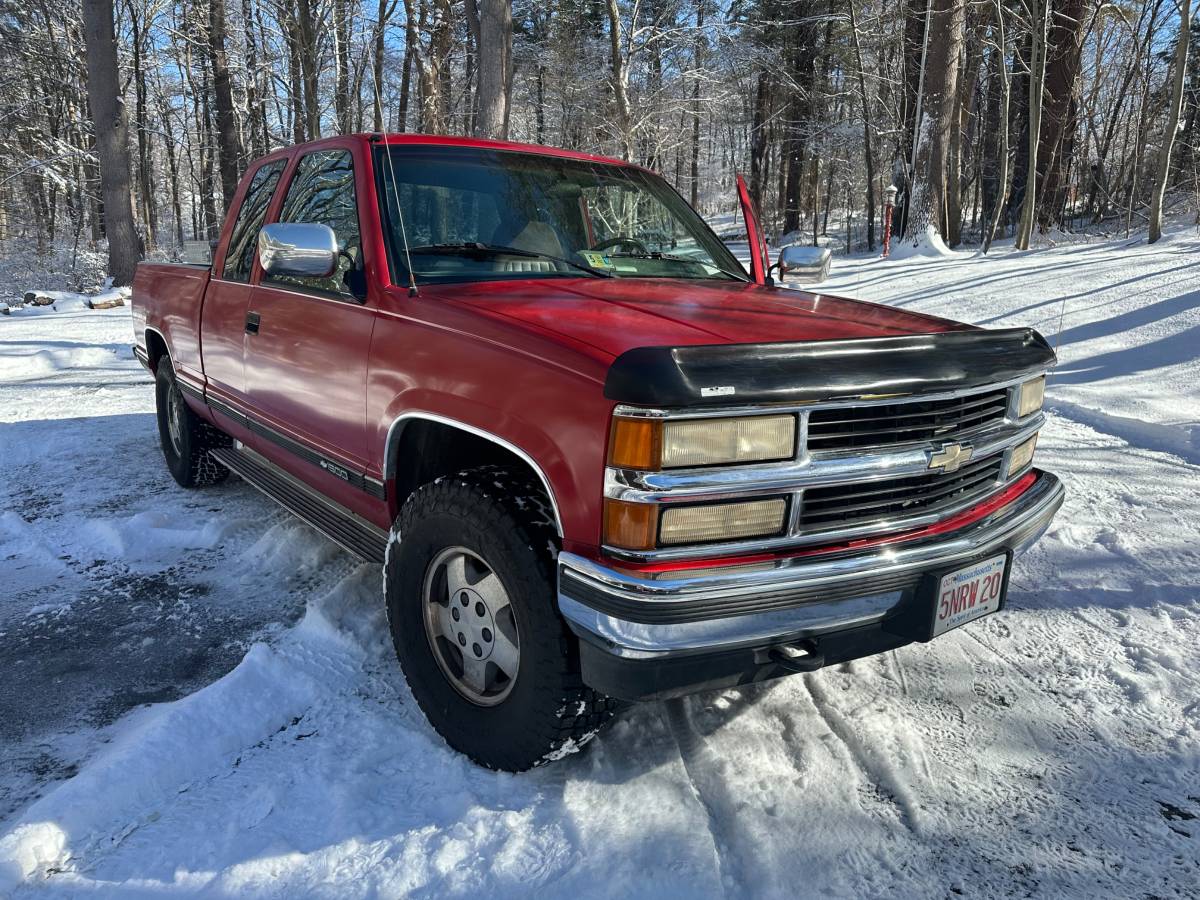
[
  {"xmin": 602, "ymin": 499, "xmax": 659, "ymax": 550},
  {"xmin": 608, "ymin": 417, "xmax": 662, "ymax": 470}
]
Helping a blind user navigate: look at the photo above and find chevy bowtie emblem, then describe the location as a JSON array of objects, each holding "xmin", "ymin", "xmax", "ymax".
[{"xmin": 928, "ymin": 441, "xmax": 973, "ymax": 474}]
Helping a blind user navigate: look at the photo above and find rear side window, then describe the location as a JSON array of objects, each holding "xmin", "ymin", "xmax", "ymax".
[
  {"xmin": 222, "ymin": 160, "xmax": 285, "ymax": 282},
  {"xmin": 269, "ymin": 149, "xmax": 360, "ymax": 297}
]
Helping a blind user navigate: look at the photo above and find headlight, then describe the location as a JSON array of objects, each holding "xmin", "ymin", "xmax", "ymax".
[
  {"xmin": 602, "ymin": 497, "xmax": 788, "ymax": 549},
  {"xmin": 1008, "ymin": 434, "xmax": 1038, "ymax": 477},
  {"xmin": 659, "ymin": 498, "xmax": 788, "ymax": 545},
  {"xmin": 608, "ymin": 414, "xmax": 796, "ymax": 470},
  {"xmin": 1016, "ymin": 376, "xmax": 1045, "ymax": 418}
]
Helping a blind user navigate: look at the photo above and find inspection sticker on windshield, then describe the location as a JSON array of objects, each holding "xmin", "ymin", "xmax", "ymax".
[
  {"xmin": 580, "ymin": 252, "xmax": 614, "ymax": 268},
  {"xmin": 931, "ymin": 554, "xmax": 1007, "ymax": 638},
  {"xmin": 700, "ymin": 385, "xmax": 736, "ymax": 397}
]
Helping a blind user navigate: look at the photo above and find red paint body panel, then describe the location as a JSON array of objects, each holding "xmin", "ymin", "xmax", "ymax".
[
  {"xmin": 131, "ymin": 262, "xmax": 210, "ymax": 393},
  {"xmin": 130, "ymin": 133, "xmax": 990, "ymax": 555}
]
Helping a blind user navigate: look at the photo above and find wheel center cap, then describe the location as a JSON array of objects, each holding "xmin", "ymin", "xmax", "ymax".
[{"xmin": 447, "ymin": 587, "xmax": 497, "ymax": 661}]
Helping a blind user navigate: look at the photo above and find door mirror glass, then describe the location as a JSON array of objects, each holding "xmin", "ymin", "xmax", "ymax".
[
  {"xmin": 777, "ymin": 245, "xmax": 832, "ymax": 284},
  {"xmin": 257, "ymin": 222, "xmax": 338, "ymax": 278}
]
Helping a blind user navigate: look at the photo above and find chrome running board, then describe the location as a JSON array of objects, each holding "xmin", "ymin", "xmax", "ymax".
[{"xmin": 210, "ymin": 445, "xmax": 388, "ymax": 564}]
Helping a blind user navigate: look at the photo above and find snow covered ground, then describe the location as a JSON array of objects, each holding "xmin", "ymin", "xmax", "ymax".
[{"xmin": 2, "ymin": 226, "xmax": 1198, "ymax": 897}]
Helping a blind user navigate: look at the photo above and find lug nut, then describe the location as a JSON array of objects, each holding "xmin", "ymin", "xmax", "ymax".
[
  {"xmin": 473, "ymin": 643, "xmax": 482, "ymax": 657},
  {"xmin": 460, "ymin": 593, "xmax": 469, "ymax": 606},
  {"xmin": 451, "ymin": 607, "xmax": 460, "ymax": 621},
  {"xmin": 475, "ymin": 602, "xmax": 486, "ymax": 617},
  {"xmin": 457, "ymin": 632, "xmax": 466, "ymax": 646},
  {"xmin": 482, "ymin": 627, "xmax": 492, "ymax": 643}
]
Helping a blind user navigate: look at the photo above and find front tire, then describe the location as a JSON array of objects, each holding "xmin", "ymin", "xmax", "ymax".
[
  {"xmin": 154, "ymin": 359, "xmax": 229, "ymax": 488},
  {"xmin": 386, "ymin": 466, "xmax": 617, "ymax": 770}
]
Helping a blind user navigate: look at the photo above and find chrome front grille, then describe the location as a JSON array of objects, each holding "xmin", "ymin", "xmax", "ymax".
[
  {"xmin": 798, "ymin": 453, "xmax": 1004, "ymax": 530},
  {"xmin": 806, "ymin": 389, "xmax": 1010, "ymax": 453},
  {"xmin": 605, "ymin": 376, "xmax": 1046, "ymax": 562}
]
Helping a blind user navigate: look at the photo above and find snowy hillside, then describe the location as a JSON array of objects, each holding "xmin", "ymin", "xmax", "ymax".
[{"xmin": 2, "ymin": 227, "xmax": 1198, "ymax": 897}]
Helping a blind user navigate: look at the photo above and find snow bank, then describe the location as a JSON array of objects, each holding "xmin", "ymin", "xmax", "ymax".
[{"xmin": 888, "ymin": 224, "xmax": 958, "ymax": 260}]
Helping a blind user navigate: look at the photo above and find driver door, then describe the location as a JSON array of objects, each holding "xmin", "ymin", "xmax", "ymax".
[{"xmin": 243, "ymin": 144, "xmax": 375, "ymax": 482}]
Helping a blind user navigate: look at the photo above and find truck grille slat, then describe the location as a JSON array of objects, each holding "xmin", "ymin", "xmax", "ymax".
[
  {"xmin": 807, "ymin": 389, "xmax": 1010, "ymax": 452},
  {"xmin": 799, "ymin": 455, "xmax": 1005, "ymax": 528}
]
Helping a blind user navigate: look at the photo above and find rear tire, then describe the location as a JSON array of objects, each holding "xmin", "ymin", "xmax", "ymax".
[
  {"xmin": 154, "ymin": 359, "xmax": 229, "ymax": 488},
  {"xmin": 385, "ymin": 466, "xmax": 618, "ymax": 770}
]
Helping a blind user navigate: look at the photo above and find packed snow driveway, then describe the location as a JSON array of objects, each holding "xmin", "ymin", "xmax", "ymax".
[{"xmin": 2, "ymin": 230, "xmax": 1199, "ymax": 897}]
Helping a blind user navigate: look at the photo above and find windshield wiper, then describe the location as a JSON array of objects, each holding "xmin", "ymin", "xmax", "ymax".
[
  {"xmin": 608, "ymin": 250, "xmax": 748, "ymax": 282},
  {"xmin": 409, "ymin": 242, "xmax": 614, "ymax": 278}
]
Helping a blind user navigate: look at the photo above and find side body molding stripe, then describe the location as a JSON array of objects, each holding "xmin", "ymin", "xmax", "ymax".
[
  {"xmin": 383, "ymin": 412, "xmax": 564, "ymax": 537},
  {"xmin": 206, "ymin": 395, "xmax": 387, "ymax": 500}
]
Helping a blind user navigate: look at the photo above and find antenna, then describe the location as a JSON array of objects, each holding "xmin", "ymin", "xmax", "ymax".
[{"xmin": 369, "ymin": 54, "xmax": 419, "ymax": 297}]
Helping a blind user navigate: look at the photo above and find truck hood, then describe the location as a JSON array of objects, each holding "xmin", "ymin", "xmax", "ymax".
[{"xmin": 442, "ymin": 277, "xmax": 970, "ymax": 360}]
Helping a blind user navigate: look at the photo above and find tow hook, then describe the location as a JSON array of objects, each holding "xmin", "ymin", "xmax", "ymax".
[{"xmin": 768, "ymin": 640, "xmax": 825, "ymax": 673}]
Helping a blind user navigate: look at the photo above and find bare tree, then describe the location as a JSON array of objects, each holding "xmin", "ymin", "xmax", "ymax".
[
  {"xmin": 1148, "ymin": 0, "xmax": 1192, "ymax": 242},
  {"xmin": 1015, "ymin": 0, "xmax": 1049, "ymax": 250},
  {"xmin": 905, "ymin": 0, "xmax": 965, "ymax": 247},
  {"xmin": 209, "ymin": 0, "xmax": 242, "ymax": 210},
  {"xmin": 605, "ymin": 0, "xmax": 634, "ymax": 159},
  {"xmin": 468, "ymin": 0, "xmax": 513, "ymax": 139},
  {"xmin": 81, "ymin": 0, "xmax": 141, "ymax": 284}
]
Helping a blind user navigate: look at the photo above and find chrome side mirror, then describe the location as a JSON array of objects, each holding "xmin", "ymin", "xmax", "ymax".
[
  {"xmin": 776, "ymin": 244, "xmax": 832, "ymax": 284},
  {"xmin": 257, "ymin": 222, "xmax": 338, "ymax": 278}
]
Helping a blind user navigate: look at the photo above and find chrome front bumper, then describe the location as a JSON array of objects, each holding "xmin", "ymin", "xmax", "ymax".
[{"xmin": 559, "ymin": 471, "xmax": 1064, "ymax": 665}]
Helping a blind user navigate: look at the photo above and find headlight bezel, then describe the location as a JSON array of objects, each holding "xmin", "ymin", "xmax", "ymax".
[
  {"xmin": 608, "ymin": 412, "xmax": 797, "ymax": 471},
  {"xmin": 1015, "ymin": 376, "xmax": 1046, "ymax": 419},
  {"xmin": 603, "ymin": 495, "xmax": 790, "ymax": 550}
]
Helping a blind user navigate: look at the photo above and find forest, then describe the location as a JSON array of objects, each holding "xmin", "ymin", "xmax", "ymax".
[{"xmin": 0, "ymin": 0, "xmax": 1195, "ymax": 286}]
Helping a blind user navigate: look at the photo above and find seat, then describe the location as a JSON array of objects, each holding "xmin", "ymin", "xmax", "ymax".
[{"xmin": 497, "ymin": 220, "xmax": 565, "ymax": 273}]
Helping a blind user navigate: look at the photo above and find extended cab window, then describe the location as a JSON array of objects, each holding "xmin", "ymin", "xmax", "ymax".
[
  {"xmin": 270, "ymin": 149, "xmax": 361, "ymax": 297},
  {"xmin": 222, "ymin": 160, "xmax": 285, "ymax": 282}
]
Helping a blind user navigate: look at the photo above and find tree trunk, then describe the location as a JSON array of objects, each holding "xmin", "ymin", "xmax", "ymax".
[
  {"xmin": 983, "ymin": 0, "xmax": 1011, "ymax": 253},
  {"xmin": 296, "ymin": 0, "xmax": 321, "ymax": 138},
  {"xmin": 242, "ymin": 0, "xmax": 269, "ymax": 157},
  {"xmin": 848, "ymin": 0, "xmax": 876, "ymax": 250},
  {"xmin": 209, "ymin": 0, "xmax": 242, "ymax": 211},
  {"xmin": 81, "ymin": 0, "xmax": 142, "ymax": 285},
  {"xmin": 471, "ymin": 0, "xmax": 512, "ymax": 139},
  {"xmin": 1148, "ymin": 0, "xmax": 1191, "ymax": 243},
  {"xmin": 906, "ymin": 0, "xmax": 965, "ymax": 247},
  {"xmin": 1035, "ymin": 0, "xmax": 1089, "ymax": 229},
  {"xmin": 690, "ymin": 0, "xmax": 705, "ymax": 208},
  {"xmin": 749, "ymin": 72, "xmax": 771, "ymax": 209},
  {"xmin": 130, "ymin": 5, "xmax": 158, "ymax": 249},
  {"xmin": 334, "ymin": 0, "xmax": 352, "ymax": 133},
  {"xmin": 1015, "ymin": 0, "xmax": 1048, "ymax": 249},
  {"xmin": 373, "ymin": 0, "xmax": 393, "ymax": 131},
  {"xmin": 605, "ymin": 0, "xmax": 633, "ymax": 158}
]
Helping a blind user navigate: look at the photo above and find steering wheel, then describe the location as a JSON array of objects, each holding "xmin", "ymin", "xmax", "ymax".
[{"xmin": 591, "ymin": 236, "xmax": 651, "ymax": 255}]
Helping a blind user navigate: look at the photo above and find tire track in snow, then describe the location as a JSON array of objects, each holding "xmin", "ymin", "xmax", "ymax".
[
  {"xmin": 802, "ymin": 673, "xmax": 926, "ymax": 837},
  {"xmin": 662, "ymin": 698, "xmax": 748, "ymax": 898}
]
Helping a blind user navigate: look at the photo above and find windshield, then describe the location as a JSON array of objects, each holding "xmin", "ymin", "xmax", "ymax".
[{"xmin": 373, "ymin": 145, "xmax": 747, "ymax": 286}]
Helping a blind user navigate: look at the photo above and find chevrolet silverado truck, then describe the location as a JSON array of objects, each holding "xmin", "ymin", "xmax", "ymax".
[{"xmin": 131, "ymin": 134, "xmax": 1064, "ymax": 771}]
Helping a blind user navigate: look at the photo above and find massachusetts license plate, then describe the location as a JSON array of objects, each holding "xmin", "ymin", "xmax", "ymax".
[{"xmin": 931, "ymin": 554, "xmax": 1008, "ymax": 638}]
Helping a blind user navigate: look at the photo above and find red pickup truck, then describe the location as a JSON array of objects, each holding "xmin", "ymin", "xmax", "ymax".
[{"xmin": 132, "ymin": 133, "xmax": 1063, "ymax": 770}]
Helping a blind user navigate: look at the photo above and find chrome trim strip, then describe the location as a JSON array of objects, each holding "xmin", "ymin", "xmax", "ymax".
[
  {"xmin": 558, "ymin": 472, "xmax": 1063, "ymax": 657},
  {"xmin": 381, "ymin": 411, "xmax": 564, "ymax": 536},
  {"xmin": 606, "ymin": 414, "xmax": 1043, "ymax": 501}
]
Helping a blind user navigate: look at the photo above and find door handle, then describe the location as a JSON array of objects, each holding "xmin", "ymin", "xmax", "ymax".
[{"xmin": 245, "ymin": 311, "xmax": 261, "ymax": 335}]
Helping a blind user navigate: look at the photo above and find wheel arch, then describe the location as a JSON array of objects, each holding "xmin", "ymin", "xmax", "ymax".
[
  {"xmin": 384, "ymin": 412, "xmax": 564, "ymax": 537},
  {"xmin": 144, "ymin": 326, "xmax": 169, "ymax": 372}
]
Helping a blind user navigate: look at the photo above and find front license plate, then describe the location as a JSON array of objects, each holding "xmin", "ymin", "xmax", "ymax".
[{"xmin": 931, "ymin": 554, "xmax": 1008, "ymax": 638}]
